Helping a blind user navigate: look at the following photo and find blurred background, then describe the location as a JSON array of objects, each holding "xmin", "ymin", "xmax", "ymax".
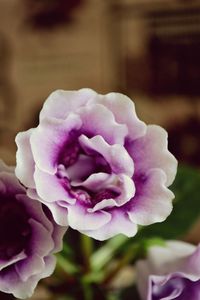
[
  {"xmin": 0, "ymin": 0, "xmax": 200, "ymax": 168},
  {"xmin": 0, "ymin": 0, "xmax": 199, "ymax": 298}
]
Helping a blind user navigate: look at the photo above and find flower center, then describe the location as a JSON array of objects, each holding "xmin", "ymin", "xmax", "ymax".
[
  {"xmin": 0, "ymin": 197, "xmax": 31, "ymax": 260},
  {"xmin": 62, "ymin": 144, "xmax": 80, "ymax": 167},
  {"xmin": 93, "ymin": 189, "xmax": 120, "ymax": 203}
]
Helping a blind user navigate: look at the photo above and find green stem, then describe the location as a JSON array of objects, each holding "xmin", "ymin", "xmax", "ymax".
[
  {"xmin": 102, "ymin": 243, "xmax": 139, "ymax": 285},
  {"xmin": 81, "ymin": 234, "xmax": 93, "ymax": 272},
  {"xmin": 81, "ymin": 279, "xmax": 93, "ymax": 300},
  {"xmin": 56, "ymin": 253, "xmax": 80, "ymax": 275},
  {"xmin": 90, "ymin": 235, "xmax": 128, "ymax": 272}
]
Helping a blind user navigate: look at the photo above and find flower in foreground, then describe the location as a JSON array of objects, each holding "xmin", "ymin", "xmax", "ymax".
[
  {"xmin": 136, "ymin": 241, "xmax": 200, "ymax": 300},
  {"xmin": 16, "ymin": 88, "xmax": 177, "ymax": 240},
  {"xmin": 0, "ymin": 160, "xmax": 66, "ymax": 299}
]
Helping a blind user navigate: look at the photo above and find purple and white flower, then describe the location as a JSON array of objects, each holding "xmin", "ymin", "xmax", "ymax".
[
  {"xmin": 136, "ymin": 241, "xmax": 200, "ymax": 300},
  {"xmin": 0, "ymin": 160, "xmax": 66, "ymax": 299},
  {"xmin": 15, "ymin": 88, "xmax": 177, "ymax": 240}
]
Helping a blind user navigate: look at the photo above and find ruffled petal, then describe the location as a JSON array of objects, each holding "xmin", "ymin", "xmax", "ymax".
[
  {"xmin": 34, "ymin": 166, "xmax": 75, "ymax": 204},
  {"xmin": 127, "ymin": 125, "xmax": 177, "ymax": 187},
  {"xmin": 41, "ymin": 200, "xmax": 68, "ymax": 227},
  {"xmin": 78, "ymin": 103, "xmax": 128, "ymax": 145},
  {"xmin": 128, "ymin": 169, "xmax": 174, "ymax": 226},
  {"xmin": 85, "ymin": 174, "xmax": 135, "ymax": 212},
  {"xmin": 30, "ymin": 114, "xmax": 82, "ymax": 174},
  {"xmin": 79, "ymin": 135, "xmax": 134, "ymax": 177},
  {"xmin": 65, "ymin": 204, "xmax": 111, "ymax": 231},
  {"xmin": 40, "ymin": 88, "xmax": 97, "ymax": 121},
  {"xmin": 0, "ymin": 256, "xmax": 56, "ymax": 299},
  {"xmin": 92, "ymin": 92, "xmax": 146, "ymax": 140},
  {"xmin": 82, "ymin": 210, "xmax": 137, "ymax": 241}
]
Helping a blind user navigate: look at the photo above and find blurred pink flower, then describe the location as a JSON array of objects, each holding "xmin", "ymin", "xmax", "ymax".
[
  {"xmin": 136, "ymin": 241, "xmax": 200, "ymax": 300},
  {"xmin": 0, "ymin": 160, "xmax": 66, "ymax": 299},
  {"xmin": 16, "ymin": 88, "xmax": 177, "ymax": 240}
]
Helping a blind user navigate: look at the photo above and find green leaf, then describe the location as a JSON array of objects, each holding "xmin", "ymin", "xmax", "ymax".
[{"xmin": 56, "ymin": 253, "xmax": 81, "ymax": 275}]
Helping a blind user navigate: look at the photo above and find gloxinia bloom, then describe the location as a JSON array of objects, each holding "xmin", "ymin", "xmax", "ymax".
[
  {"xmin": 136, "ymin": 241, "xmax": 200, "ymax": 300},
  {"xmin": 15, "ymin": 89, "xmax": 177, "ymax": 240},
  {"xmin": 0, "ymin": 160, "xmax": 66, "ymax": 299}
]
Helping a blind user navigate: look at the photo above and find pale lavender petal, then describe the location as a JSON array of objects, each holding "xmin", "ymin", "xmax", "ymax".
[
  {"xmin": 41, "ymin": 201, "xmax": 69, "ymax": 227},
  {"xmin": 34, "ymin": 166, "xmax": 75, "ymax": 204},
  {"xmin": 66, "ymin": 204, "xmax": 111, "ymax": 231},
  {"xmin": 83, "ymin": 210, "xmax": 138, "ymax": 241},
  {"xmin": 88, "ymin": 199, "xmax": 116, "ymax": 212},
  {"xmin": 79, "ymin": 135, "xmax": 134, "ymax": 177},
  {"xmin": 93, "ymin": 92, "xmax": 146, "ymax": 139},
  {"xmin": 147, "ymin": 241, "xmax": 197, "ymax": 275},
  {"xmin": 78, "ymin": 103, "xmax": 128, "ymax": 145},
  {"xmin": 15, "ymin": 129, "xmax": 35, "ymax": 188},
  {"xmin": 71, "ymin": 172, "xmax": 111, "ymax": 191},
  {"xmin": 128, "ymin": 125, "xmax": 177, "ymax": 186},
  {"xmin": 177, "ymin": 245, "xmax": 200, "ymax": 280},
  {"xmin": 30, "ymin": 114, "xmax": 82, "ymax": 174},
  {"xmin": 115, "ymin": 174, "xmax": 135, "ymax": 206},
  {"xmin": 136, "ymin": 242, "xmax": 200, "ymax": 300},
  {"xmin": 27, "ymin": 188, "xmax": 69, "ymax": 226},
  {"xmin": 128, "ymin": 169, "xmax": 174, "ymax": 225},
  {"xmin": 40, "ymin": 88, "xmax": 97, "ymax": 121}
]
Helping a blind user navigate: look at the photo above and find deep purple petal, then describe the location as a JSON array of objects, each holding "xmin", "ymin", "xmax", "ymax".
[
  {"xmin": 28, "ymin": 218, "xmax": 54, "ymax": 257},
  {"xmin": 0, "ymin": 252, "xmax": 26, "ymax": 272},
  {"xmin": 0, "ymin": 172, "xmax": 25, "ymax": 196}
]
